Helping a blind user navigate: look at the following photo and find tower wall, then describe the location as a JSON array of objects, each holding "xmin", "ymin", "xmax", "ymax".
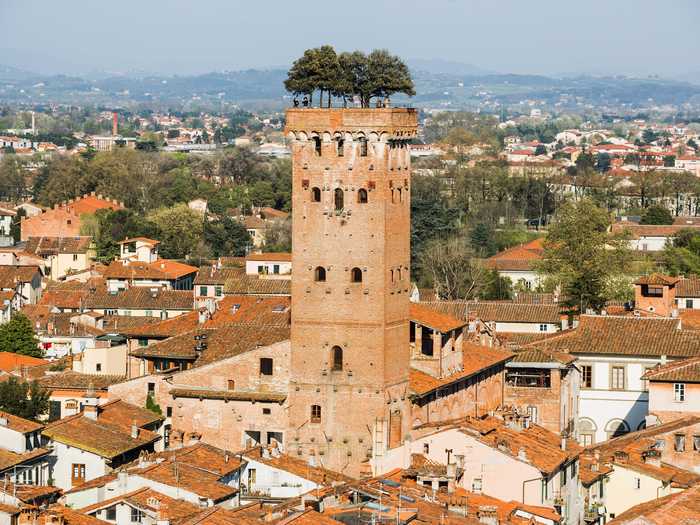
[{"xmin": 285, "ymin": 108, "xmax": 418, "ymax": 475}]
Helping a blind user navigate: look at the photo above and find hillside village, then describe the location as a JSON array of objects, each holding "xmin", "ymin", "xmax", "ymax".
[{"xmin": 1, "ymin": 52, "xmax": 700, "ymax": 525}]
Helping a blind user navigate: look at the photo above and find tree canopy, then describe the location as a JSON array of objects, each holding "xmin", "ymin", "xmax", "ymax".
[
  {"xmin": 0, "ymin": 377, "xmax": 50, "ymax": 421},
  {"xmin": 0, "ymin": 313, "xmax": 42, "ymax": 358},
  {"xmin": 285, "ymin": 47, "xmax": 414, "ymax": 107}
]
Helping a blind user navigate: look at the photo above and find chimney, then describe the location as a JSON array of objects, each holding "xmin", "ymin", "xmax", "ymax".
[
  {"xmin": 660, "ymin": 354, "xmax": 667, "ymax": 366},
  {"xmin": 561, "ymin": 437, "xmax": 567, "ymax": 451},
  {"xmin": 112, "ymin": 112, "xmax": 118, "ymax": 136},
  {"xmin": 156, "ymin": 503, "xmax": 169, "ymax": 525},
  {"xmin": 517, "ymin": 447, "xmax": 528, "ymax": 462},
  {"xmin": 477, "ymin": 505, "xmax": 499, "ymax": 525},
  {"xmin": 446, "ymin": 462, "xmax": 457, "ymax": 494},
  {"xmin": 131, "ymin": 425, "xmax": 139, "ymax": 439},
  {"xmin": 84, "ymin": 404, "xmax": 99, "ymax": 421}
]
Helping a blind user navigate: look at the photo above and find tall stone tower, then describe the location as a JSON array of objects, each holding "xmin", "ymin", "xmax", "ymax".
[{"xmin": 285, "ymin": 108, "xmax": 418, "ymax": 475}]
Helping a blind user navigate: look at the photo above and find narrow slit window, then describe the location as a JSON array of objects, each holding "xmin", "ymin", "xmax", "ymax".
[
  {"xmin": 357, "ymin": 188, "xmax": 368, "ymax": 204},
  {"xmin": 331, "ymin": 346, "xmax": 343, "ymax": 371},
  {"xmin": 359, "ymin": 137, "xmax": 368, "ymax": 157},
  {"xmin": 312, "ymin": 136, "xmax": 322, "ymax": 156},
  {"xmin": 314, "ymin": 266, "xmax": 326, "ymax": 282},
  {"xmin": 336, "ymin": 138, "xmax": 344, "ymax": 157},
  {"xmin": 334, "ymin": 188, "xmax": 344, "ymax": 212}
]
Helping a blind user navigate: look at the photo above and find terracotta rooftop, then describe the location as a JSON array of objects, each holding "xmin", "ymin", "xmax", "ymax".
[
  {"xmin": 38, "ymin": 372, "xmax": 126, "ymax": 391},
  {"xmin": 245, "ymin": 252, "xmax": 292, "ymax": 262},
  {"xmin": 577, "ymin": 453, "xmax": 614, "ymax": 487},
  {"xmin": 1, "ymin": 483, "xmax": 61, "ymax": 504},
  {"xmin": 0, "ymin": 266, "xmax": 41, "ymax": 289},
  {"xmin": 193, "ymin": 266, "xmax": 243, "ymax": 286},
  {"xmin": 42, "ymin": 409, "xmax": 160, "ymax": 459},
  {"xmin": 485, "ymin": 238, "xmax": 544, "ymax": 271},
  {"xmin": 82, "ymin": 287, "xmax": 194, "ymax": 311},
  {"xmin": 0, "ymin": 447, "xmax": 50, "ymax": 473},
  {"xmin": 80, "ymin": 487, "xmax": 199, "ymax": 522},
  {"xmin": 508, "ymin": 347, "xmax": 577, "ymax": 366},
  {"xmin": 423, "ymin": 300, "xmax": 562, "ymax": 324},
  {"xmin": 244, "ymin": 446, "xmax": 353, "ymax": 486},
  {"xmin": 170, "ymin": 388, "xmax": 286, "ymax": 403},
  {"xmin": 608, "ymin": 484, "xmax": 700, "ymax": 524},
  {"xmin": 634, "ymin": 274, "xmax": 679, "ymax": 286},
  {"xmin": 224, "ymin": 275, "xmax": 291, "ymax": 296},
  {"xmin": 24, "ymin": 236, "xmax": 93, "ymax": 255},
  {"xmin": 39, "ymin": 505, "xmax": 110, "ymax": 525},
  {"xmin": 91, "ymin": 399, "xmax": 163, "ymax": 432},
  {"xmin": 642, "ymin": 356, "xmax": 700, "ymax": 383},
  {"xmin": 0, "ymin": 352, "xmax": 48, "ymax": 373},
  {"xmin": 409, "ymin": 342, "xmax": 513, "ymax": 397},
  {"xmin": 204, "ymin": 295, "xmax": 291, "ymax": 328},
  {"xmin": 410, "ymin": 302, "xmax": 468, "ymax": 333},
  {"xmin": 527, "ymin": 315, "xmax": 700, "ymax": 358},
  {"xmin": 103, "ymin": 259, "xmax": 198, "ymax": 281},
  {"xmin": 611, "ymin": 223, "xmax": 700, "ymax": 238},
  {"xmin": 676, "ymin": 277, "xmax": 700, "ymax": 297},
  {"xmin": 136, "ymin": 442, "xmax": 243, "ymax": 477},
  {"xmin": 121, "ymin": 311, "xmax": 199, "ymax": 339},
  {"xmin": 134, "ymin": 461, "xmax": 236, "ymax": 503},
  {"xmin": 131, "ymin": 325, "xmax": 289, "ymax": 367},
  {"xmin": 0, "ymin": 410, "xmax": 43, "ymax": 434},
  {"xmin": 117, "ymin": 237, "xmax": 160, "ymax": 245}
]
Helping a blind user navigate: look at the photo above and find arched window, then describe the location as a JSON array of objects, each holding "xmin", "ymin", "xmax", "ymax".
[
  {"xmin": 390, "ymin": 269, "xmax": 395, "ymax": 283},
  {"xmin": 357, "ymin": 188, "xmax": 368, "ymax": 204},
  {"xmin": 331, "ymin": 346, "xmax": 343, "ymax": 371},
  {"xmin": 397, "ymin": 188, "xmax": 402, "ymax": 202},
  {"xmin": 359, "ymin": 137, "xmax": 368, "ymax": 157},
  {"xmin": 605, "ymin": 419, "xmax": 630, "ymax": 439},
  {"xmin": 310, "ymin": 405, "xmax": 322, "ymax": 423},
  {"xmin": 334, "ymin": 188, "xmax": 344, "ymax": 212},
  {"xmin": 351, "ymin": 267, "xmax": 362, "ymax": 283},
  {"xmin": 314, "ymin": 266, "xmax": 326, "ymax": 282},
  {"xmin": 336, "ymin": 137, "xmax": 344, "ymax": 157},
  {"xmin": 391, "ymin": 189, "xmax": 396, "ymax": 204},
  {"xmin": 397, "ymin": 268, "xmax": 402, "ymax": 281},
  {"xmin": 312, "ymin": 136, "xmax": 322, "ymax": 156},
  {"xmin": 311, "ymin": 187, "xmax": 321, "ymax": 202}
]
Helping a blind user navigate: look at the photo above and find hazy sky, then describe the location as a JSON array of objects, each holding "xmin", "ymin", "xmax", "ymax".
[{"xmin": 2, "ymin": 0, "xmax": 698, "ymax": 77}]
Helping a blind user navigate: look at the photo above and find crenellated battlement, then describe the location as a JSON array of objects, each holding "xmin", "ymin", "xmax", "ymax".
[{"xmin": 285, "ymin": 107, "xmax": 418, "ymax": 141}]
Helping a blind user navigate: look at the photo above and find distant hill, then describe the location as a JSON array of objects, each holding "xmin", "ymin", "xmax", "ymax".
[{"xmin": 407, "ymin": 58, "xmax": 494, "ymax": 76}]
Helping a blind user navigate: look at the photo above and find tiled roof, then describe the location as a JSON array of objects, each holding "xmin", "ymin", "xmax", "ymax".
[
  {"xmin": 25, "ymin": 311, "xmax": 105, "ymax": 338},
  {"xmin": 410, "ymin": 303, "xmax": 467, "ymax": 333},
  {"xmin": 0, "ymin": 266, "xmax": 40, "ymax": 288},
  {"xmin": 92, "ymin": 399, "xmax": 163, "ymax": 431},
  {"xmin": 611, "ymin": 223, "xmax": 700, "ymax": 238},
  {"xmin": 121, "ymin": 311, "xmax": 199, "ymax": 338},
  {"xmin": 679, "ymin": 309, "xmax": 700, "ymax": 330},
  {"xmin": 170, "ymin": 388, "xmax": 286, "ymax": 403},
  {"xmin": 117, "ymin": 237, "xmax": 160, "ymax": 245},
  {"xmin": 103, "ymin": 259, "xmax": 198, "ymax": 281},
  {"xmin": 224, "ymin": 275, "xmax": 291, "ymax": 296},
  {"xmin": 131, "ymin": 326, "xmax": 289, "ymax": 367},
  {"xmin": 24, "ymin": 236, "xmax": 92, "ymax": 255},
  {"xmin": 135, "ymin": 461, "xmax": 236, "ymax": 502},
  {"xmin": 608, "ymin": 484, "xmax": 700, "ymax": 524},
  {"xmin": 0, "ymin": 447, "xmax": 50, "ymax": 473},
  {"xmin": 508, "ymin": 347, "xmax": 576, "ymax": 366},
  {"xmin": 38, "ymin": 372, "xmax": 125, "ymax": 390},
  {"xmin": 423, "ymin": 300, "xmax": 562, "ymax": 324},
  {"xmin": 0, "ymin": 352, "xmax": 48, "ymax": 373},
  {"xmin": 244, "ymin": 446, "xmax": 352, "ymax": 486},
  {"xmin": 673, "ymin": 216, "xmax": 700, "ymax": 226},
  {"xmin": 42, "ymin": 412, "xmax": 159, "ymax": 459},
  {"xmin": 512, "ymin": 292, "xmax": 557, "ymax": 305},
  {"xmin": 529, "ymin": 315, "xmax": 700, "ymax": 358},
  {"xmin": 0, "ymin": 410, "xmax": 43, "ymax": 434},
  {"xmin": 176, "ymin": 507, "xmax": 252, "ymax": 525},
  {"xmin": 204, "ymin": 295, "xmax": 291, "ymax": 328},
  {"xmin": 634, "ymin": 274, "xmax": 679, "ymax": 286},
  {"xmin": 676, "ymin": 277, "xmax": 700, "ymax": 297},
  {"xmin": 137, "ymin": 442, "xmax": 243, "ymax": 477},
  {"xmin": 485, "ymin": 238, "xmax": 544, "ymax": 271},
  {"xmin": 83, "ymin": 287, "xmax": 194, "ymax": 311},
  {"xmin": 3, "ymin": 483, "xmax": 61, "ymax": 504},
  {"xmin": 409, "ymin": 342, "xmax": 513, "ymax": 396},
  {"xmin": 80, "ymin": 488, "xmax": 200, "ymax": 522},
  {"xmin": 642, "ymin": 356, "xmax": 700, "ymax": 383},
  {"xmin": 245, "ymin": 252, "xmax": 291, "ymax": 262},
  {"xmin": 577, "ymin": 453, "xmax": 613, "ymax": 486},
  {"xmin": 39, "ymin": 505, "xmax": 110, "ymax": 525},
  {"xmin": 193, "ymin": 266, "xmax": 243, "ymax": 286},
  {"xmin": 459, "ymin": 416, "xmax": 581, "ymax": 475}
]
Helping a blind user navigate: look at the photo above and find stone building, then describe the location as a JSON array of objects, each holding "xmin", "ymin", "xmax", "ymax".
[{"xmin": 284, "ymin": 107, "xmax": 418, "ymax": 476}]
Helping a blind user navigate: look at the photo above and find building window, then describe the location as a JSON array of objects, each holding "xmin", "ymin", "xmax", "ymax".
[
  {"xmin": 105, "ymin": 506, "xmax": 116, "ymax": 521},
  {"xmin": 73, "ymin": 254, "xmax": 78, "ymax": 261},
  {"xmin": 263, "ymin": 408, "xmax": 271, "ymax": 415},
  {"xmin": 331, "ymin": 346, "xmax": 343, "ymax": 372},
  {"xmin": 199, "ymin": 286, "xmax": 207, "ymax": 297},
  {"xmin": 359, "ymin": 137, "xmax": 368, "ymax": 157},
  {"xmin": 423, "ymin": 443, "xmax": 429, "ymax": 454},
  {"xmin": 693, "ymin": 435, "xmax": 700, "ymax": 451},
  {"xmin": 96, "ymin": 363, "xmax": 102, "ymax": 372},
  {"xmin": 311, "ymin": 187, "xmax": 321, "ymax": 202},
  {"xmin": 227, "ymin": 380, "xmax": 235, "ymax": 390},
  {"xmin": 472, "ymin": 478, "xmax": 482, "ymax": 493},
  {"xmin": 139, "ymin": 338, "xmax": 149, "ymax": 347},
  {"xmin": 71, "ymin": 464, "xmax": 86, "ymax": 485},
  {"xmin": 634, "ymin": 477, "xmax": 641, "ymax": 490},
  {"xmin": 611, "ymin": 366, "xmax": 625, "ymax": 390},
  {"xmin": 581, "ymin": 365, "xmax": 592, "ymax": 389},
  {"xmin": 260, "ymin": 358, "xmax": 273, "ymax": 376},
  {"xmin": 314, "ymin": 266, "xmax": 326, "ymax": 282},
  {"xmin": 273, "ymin": 265, "xmax": 280, "ymax": 275},
  {"xmin": 215, "ymin": 286, "xmax": 223, "ymax": 297},
  {"xmin": 642, "ymin": 366, "xmax": 654, "ymax": 392},
  {"xmin": 686, "ymin": 299, "xmax": 694, "ymax": 309},
  {"xmin": 312, "ymin": 136, "xmax": 322, "ymax": 156},
  {"xmin": 560, "ymin": 468, "xmax": 567, "ymax": 486},
  {"xmin": 539, "ymin": 324, "xmax": 548, "ymax": 332},
  {"xmin": 336, "ymin": 137, "xmax": 344, "ymax": 157},
  {"xmin": 357, "ymin": 188, "xmax": 368, "ymax": 204},
  {"xmin": 130, "ymin": 508, "xmax": 144, "ymax": 523},
  {"xmin": 258, "ymin": 265, "xmax": 266, "ymax": 275},
  {"xmin": 147, "ymin": 382, "xmax": 155, "ymax": 394},
  {"xmin": 310, "ymin": 405, "xmax": 321, "ymax": 423},
  {"xmin": 334, "ymin": 188, "xmax": 344, "ymax": 212},
  {"xmin": 675, "ymin": 434, "xmax": 686, "ymax": 452},
  {"xmin": 527, "ymin": 405, "xmax": 538, "ymax": 424},
  {"xmin": 674, "ymin": 383, "xmax": 686, "ymax": 402},
  {"xmin": 397, "ymin": 188, "xmax": 402, "ymax": 203},
  {"xmin": 645, "ymin": 286, "xmax": 663, "ymax": 297},
  {"xmin": 166, "ymin": 406, "xmax": 172, "ymax": 417},
  {"xmin": 506, "ymin": 368, "xmax": 551, "ymax": 388},
  {"xmin": 351, "ymin": 267, "xmax": 363, "ymax": 283}
]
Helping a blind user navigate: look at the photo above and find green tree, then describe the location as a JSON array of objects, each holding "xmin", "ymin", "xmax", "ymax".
[
  {"xmin": 662, "ymin": 229, "xmax": 700, "ymax": 276},
  {"xmin": 263, "ymin": 219, "xmax": 292, "ymax": 253},
  {"xmin": 640, "ymin": 205, "xmax": 674, "ymax": 225},
  {"xmin": 418, "ymin": 237, "xmax": 485, "ymax": 300},
  {"xmin": 203, "ymin": 216, "xmax": 251, "ymax": 257},
  {"xmin": 147, "ymin": 204, "xmax": 204, "ymax": 259},
  {"xmin": 0, "ymin": 313, "xmax": 42, "ymax": 357},
  {"xmin": 145, "ymin": 393, "xmax": 162, "ymax": 416},
  {"xmin": 0, "ymin": 156, "xmax": 26, "ymax": 202},
  {"xmin": 534, "ymin": 144, "xmax": 547, "ymax": 156},
  {"xmin": 537, "ymin": 198, "xmax": 631, "ymax": 312},
  {"xmin": 642, "ymin": 129, "xmax": 658, "ymax": 144},
  {"xmin": 470, "ymin": 222, "xmax": 495, "ymax": 257},
  {"xmin": 481, "ymin": 270, "xmax": 513, "ymax": 300},
  {"xmin": 0, "ymin": 377, "xmax": 50, "ymax": 421}
]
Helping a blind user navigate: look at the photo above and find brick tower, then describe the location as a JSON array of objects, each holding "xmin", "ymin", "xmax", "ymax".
[{"xmin": 285, "ymin": 107, "xmax": 418, "ymax": 475}]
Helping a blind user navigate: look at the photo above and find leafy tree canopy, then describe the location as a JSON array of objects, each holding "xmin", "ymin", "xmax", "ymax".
[
  {"xmin": 640, "ymin": 205, "xmax": 674, "ymax": 225},
  {"xmin": 0, "ymin": 313, "xmax": 42, "ymax": 358},
  {"xmin": 0, "ymin": 377, "xmax": 50, "ymax": 421}
]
